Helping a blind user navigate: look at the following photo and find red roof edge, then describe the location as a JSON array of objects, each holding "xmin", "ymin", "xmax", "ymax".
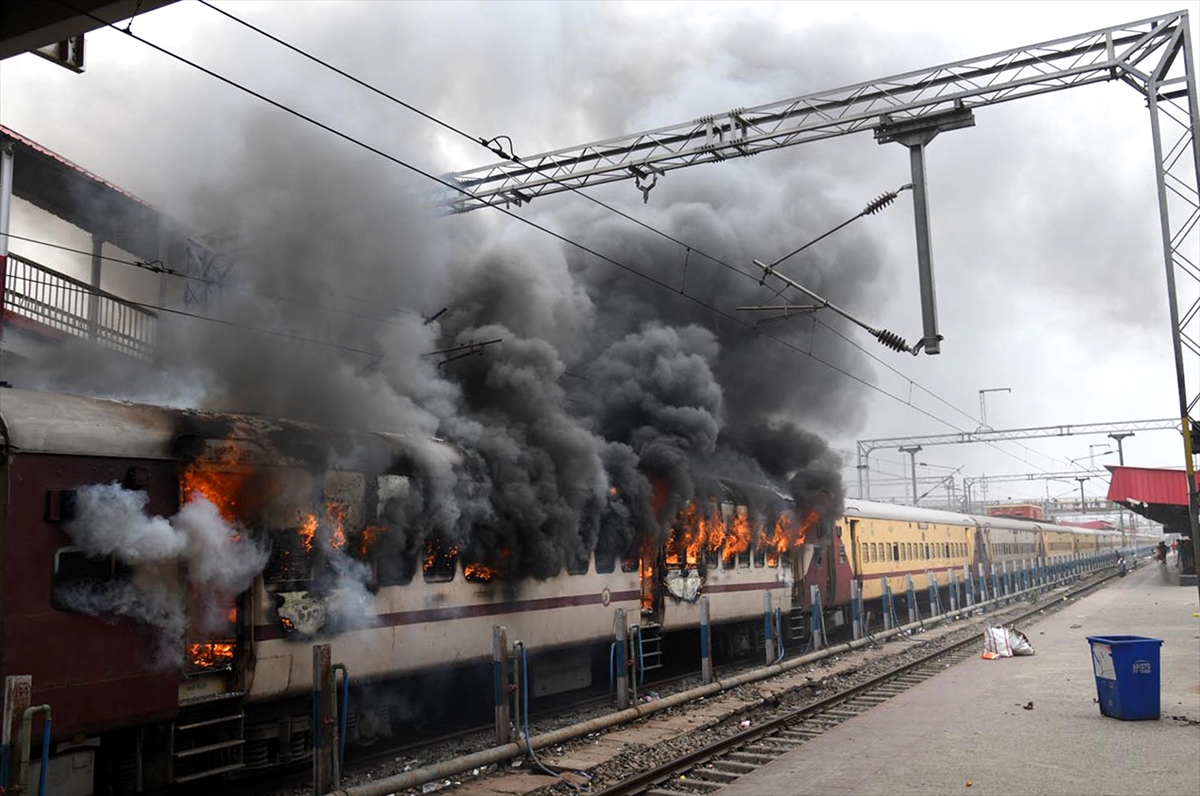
[{"xmin": 1105, "ymin": 464, "xmax": 1198, "ymax": 508}]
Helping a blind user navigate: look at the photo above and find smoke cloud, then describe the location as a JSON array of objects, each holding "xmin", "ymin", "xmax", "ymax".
[
  {"xmin": 19, "ymin": 5, "xmax": 888, "ymax": 585},
  {"xmin": 63, "ymin": 483, "xmax": 270, "ymax": 663}
]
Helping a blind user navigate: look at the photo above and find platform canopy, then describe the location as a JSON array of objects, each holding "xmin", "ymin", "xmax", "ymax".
[
  {"xmin": 1106, "ymin": 465, "xmax": 1198, "ymax": 532},
  {"xmin": 0, "ymin": 1, "xmax": 178, "ymax": 61}
]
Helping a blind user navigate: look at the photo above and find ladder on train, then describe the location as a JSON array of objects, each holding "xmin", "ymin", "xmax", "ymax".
[
  {"xmin": 789, "ymin": 606, "xmax": 808, "ymax": 643},
  {"xmin": 171, "ymin": 692, "xmax": 247, "ymax": 784},
  {"xmin": 636, "ymin": 622, "xmax": 664, "ymax": 675}
]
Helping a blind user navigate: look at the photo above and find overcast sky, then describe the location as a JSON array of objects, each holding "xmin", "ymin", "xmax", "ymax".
[{"xmin": 1, "ymin": 0, "xmax": 1196, "ymax": 511}]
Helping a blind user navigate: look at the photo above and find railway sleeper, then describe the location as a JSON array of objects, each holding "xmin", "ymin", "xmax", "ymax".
[
  {"xmin": 821, "ymin": 709, "xmax": 863, "ymax": 720},
  {"xmin": 709, "ymin": 759, "xmax": 758, "ymax": 774},
  {"xmin": 691, "ymin": 768, "xmax": 742, "ymax": 783},
  {"xmin": 646, "ymin": 788, "xmax": 698, "ymax": 796},
  {"xmin": 776, "ymin": 729, "xmax": 820, "ymax": 740},
  {"xmin": 745, "ymin": 743, "xmax": 790, "ymax": 756},
  {"xmin": 727, "ymin": 751, "xmax": 778, "ymax": 765}
]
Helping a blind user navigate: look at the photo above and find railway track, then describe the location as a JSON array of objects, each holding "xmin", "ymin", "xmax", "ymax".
[
  {"xmin": 244, "ymin": 567, "xmax": 1119, "ymax": 796},
  {"xmin": 590, "ymin": 572, "xmax": 1117, "ymax": 796}
]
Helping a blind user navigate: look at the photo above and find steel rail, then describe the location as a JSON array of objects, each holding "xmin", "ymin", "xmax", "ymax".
[{"xmin": 591, "ymin": 571, "xmax": 1120, "ymax": 796}]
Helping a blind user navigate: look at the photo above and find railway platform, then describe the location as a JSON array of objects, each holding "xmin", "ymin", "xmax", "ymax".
[{"xmin": 710, "ymin": 562, "xmax": 1199, "ymax": 796}]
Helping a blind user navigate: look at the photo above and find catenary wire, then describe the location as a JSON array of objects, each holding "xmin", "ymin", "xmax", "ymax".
[
  {"xmin": 51, "ymin": 1, "xmax": 1091, "ymax": 459},
  {"xmin": 195, "ymin": 1, "xmax": 995, "ymax": 428},
  {"xmin": 194, "ymin": 1, "xmax": 1087, "ymax": 477}
]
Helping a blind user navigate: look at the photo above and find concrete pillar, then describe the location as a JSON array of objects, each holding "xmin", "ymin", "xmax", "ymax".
[
  {"xmin": 699, "ymin": 597, "xmax": 713, "ymax": 685},
  {"xmin": 763, "ymin": 591, "xmax": 776, "ymax": 665},
  {"xmin": 493, "ymin": 626, "xmax": 510, "ymax": 746},
  {"xmin": 906, "ymin": 574, "xmax": 918, "ymax": 625},
  {"xmin": 312, "ymin": 644, "xmax": 333, "ymax": 796},
  {"xmin": 614, "ymin": 609, "xmax": 628, "ymax": 710},
  {"xmin": 810, "ymin": 585, "xmax": 825, "ymax": 650},
  {"xmin": 881, "ymin": 577, "xmax": 893, "ymax": 631},
  {"xmin": 850, "ymin": 580, "xmax": 862, "ymax": 640}
]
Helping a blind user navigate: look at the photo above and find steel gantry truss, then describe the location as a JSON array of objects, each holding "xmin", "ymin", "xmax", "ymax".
[
  {"xmin": 856, "ymin": 419, "xmax": 1180, "ymax": 499},
  {"xmin": 444, "ymin": 10, "xmax": 1200, "ymax": 540}
]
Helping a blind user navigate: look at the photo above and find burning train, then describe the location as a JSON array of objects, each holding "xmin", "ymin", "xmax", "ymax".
[{"xmin": 0, "ymin": 388, "xmax": 1153, "ymax": 794}]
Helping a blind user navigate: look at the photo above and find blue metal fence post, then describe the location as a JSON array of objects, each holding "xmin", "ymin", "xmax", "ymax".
[
  {"xmin": 964, "ymin": 564, "xmax": 974, "ymax": 607},
  {"xmin": 700, "ymin": 597, "xmax": 713, "ymax": 685},
  {"xmin": 906, "ymin": 574, "xmax": 918, "ymax": 625},
  {"xmin": 990, "ymin": 564, "xmax": 1001, "ymax": 607},
  {"xmin": 948, "ymin": 569, "xmax": 958, "ymax": 613},
  {"xmin": 809, "ymin": 585, "xmax": 825, "ymax": 650}
]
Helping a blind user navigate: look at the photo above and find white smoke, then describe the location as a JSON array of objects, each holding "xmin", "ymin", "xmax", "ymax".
[{"xmin": 62, "ymin": 483, "xmax": 271, "ymax": 665}]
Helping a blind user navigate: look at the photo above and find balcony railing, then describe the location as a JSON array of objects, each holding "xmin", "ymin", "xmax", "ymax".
[{"xmin": 3, "ymin": 252, "xmax": 157, "ymax": 359}]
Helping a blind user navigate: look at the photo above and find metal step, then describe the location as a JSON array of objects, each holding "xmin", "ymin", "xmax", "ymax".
[
  {"xmin": 173, "ymin": 762, "xmax": 246, "ymax": 784},
  {"xmin": 174, "ymin": 739, "xmax": 245, "ymax": 759},
  {"xmin": 175, "ymin": 713, "xmax": 245, "ymax": 732}
]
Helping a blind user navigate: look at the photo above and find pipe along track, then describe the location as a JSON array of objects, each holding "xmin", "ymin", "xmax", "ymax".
[
  {"xmin": 592, "ymin": 571, "xmax": 1119, "ymax": 796},
  {"xmin": 332, "ymin": 566, "xmax": 1120, "ymax": 796}
]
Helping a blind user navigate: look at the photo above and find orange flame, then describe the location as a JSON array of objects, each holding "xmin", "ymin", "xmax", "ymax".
[
  {"xmin": 326, "ymin": 502, "xmax": 347, "ymax": 551},
  {"xmin": 299, "ymin": 513, "xmax": 318, "ymax": 554},
  {"xmin": 639, "ymin": 538, "xmax": 656, "ymax": 611},
  {"xmin": 360, "ymin": 525, "xmax": 384, "ymax": 557},
  {"xmin": 189, "ymin": 642, "xmax": 234, "ymax": 669},
  {"xmin": 464, "ymin": 562, "xmax": 496, "ymax": 582},
  {"xmin": 180, "ymin": 443, "xmax": 250, "ymax": 522},
  {"xmin": 423, "ymin": 537, "xmax": 458, "ymax": 573}
]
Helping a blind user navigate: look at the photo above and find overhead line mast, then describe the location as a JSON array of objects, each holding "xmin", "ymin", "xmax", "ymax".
[{"xmin": 444, "ymin": 11, "xmax": 1200, "ymax": 573}]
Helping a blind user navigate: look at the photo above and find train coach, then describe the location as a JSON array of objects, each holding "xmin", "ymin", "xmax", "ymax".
[
  {"xmin": 790, "ymin": 499, "xmax": 1134, "ymax": 633},
  {"xmin": 0, "ymin": 388, "xmax": 1152, "ymax": 794},
  {"xmin": 0, "ymin": 388, "xmax": 816, "ymax": 794}
]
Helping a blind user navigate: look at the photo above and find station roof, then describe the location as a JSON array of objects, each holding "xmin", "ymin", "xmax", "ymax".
[
  {"xmin": 1106, "ymin": 465, "xmax": 1197, "ymax": 532},
  {"xmin": 0, "ymin": 124, "xmax": 193, "ymax": 265},
  {"xmin": 0, "ymin": 1, "xmax": 178, "ymax": 60}
]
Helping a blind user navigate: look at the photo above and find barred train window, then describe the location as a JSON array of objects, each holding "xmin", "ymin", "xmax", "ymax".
[{"xmin": 52, "ymin": 547, "xmax": 131, "ymax": 612}]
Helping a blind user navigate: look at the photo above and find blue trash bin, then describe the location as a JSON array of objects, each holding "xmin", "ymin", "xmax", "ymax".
[{"xmin": 1086, "ymin": 635, "xmax": 1163, "ymax": 720}]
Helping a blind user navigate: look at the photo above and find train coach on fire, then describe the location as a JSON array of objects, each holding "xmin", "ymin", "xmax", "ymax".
[
  {"xmin": 0, "ymin": 389, "xmax": 1151, "ymax": 794},
  {"xmin": 0, "ymin": 389, "xmax": 817, "ymax": 793}
]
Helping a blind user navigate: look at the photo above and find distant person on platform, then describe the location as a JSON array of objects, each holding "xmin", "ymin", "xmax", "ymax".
[{"xmin": 1156, "ymin": 541, "xmax": 1168, "ymax": 563}]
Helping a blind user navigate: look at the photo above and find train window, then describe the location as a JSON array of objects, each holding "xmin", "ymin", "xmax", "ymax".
[
  {"xmin": 52, "ymin": 547, "xmax": 131, "ymax": 612},
  {"xmin": 423, "ymin": 536, "xmax": 458, "ymax": 583},
  {"xmin": 924, "ymin": 543, "xmax": 930, "ymax": 560},
  {"xmin": 753, "ymin": 548, "xmax": 766, "ymax": 568},
  {"xmin": 838, "ymin": 544, "xmax": 846, "ymax": 564},
  {"xmin": 369, "ymin": 526, "xmax": 417, "ymax": 586},
  {"xmin": 861, "ymin": 543, "xmax": 869, "ymax": 565},
  {"xmin": 738, "ymin": 548, "xmax": 751, "ymax": 568},
  {"xmin": 566, "ymin": 552, "xmax": 590, "ymax": 575},
  {"xmin": 892, "ymin": 543, "xmax": 899, "ymax": 561},
  {"xmin": 595, "ymin": 549, "xmax": 617, "ymax": 574}
]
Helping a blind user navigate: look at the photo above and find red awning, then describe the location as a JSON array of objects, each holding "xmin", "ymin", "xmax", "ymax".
[{"xmin": 1106, "ymin": 465, "xmax": 1199, "ymax": 507}]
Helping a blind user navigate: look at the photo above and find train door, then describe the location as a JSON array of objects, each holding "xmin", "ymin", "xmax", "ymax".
[
  {"xmin": 847, "ymin": 519, "xmax": 861, "ymax": 588},
  {"xmin": 974, "ymin": 523, "xmax": 991, "ymax": 570}
]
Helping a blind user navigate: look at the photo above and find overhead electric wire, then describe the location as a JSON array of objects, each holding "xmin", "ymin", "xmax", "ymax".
[
  {"xmin": 193, "ymin": 4, "xmax": 1085, "ymax": 476},
  {"xmin": 55, "ymin": 2, "xmax": 1084, "ymax": 469},
  {"xmin": 0, "ymin": 231, "xmax": 425, "ymax": 331},
  {"xmin": 193, "ymin": 3, "xmax": 1036, "ymax": 442},
  {"xmin": 1, "ymin": 268, "xmax": 387, "ymax": 358}
]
